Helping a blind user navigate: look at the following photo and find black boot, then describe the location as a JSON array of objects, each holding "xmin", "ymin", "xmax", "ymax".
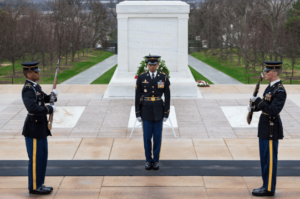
[
  {"xmin": 252, "ymin": 187, "xmax": 275, "ymax": 196},
  {"xmin": 145, "ymin": 162, "xmax": 152, "ymax": 170},
  {"xmin": 153, "ymin": 162, "xmax": 159, "ymax": 170},
  {"xmin": 29, "ymin": 187, "xmax": 52, "ymax": 195},
  {"xmin": 253, "ymin": 186, "xmax": 264, "ymax": 192},
  {"xmin": 42, "ymin": 185, "xmax": 53, "ymax": 191}
]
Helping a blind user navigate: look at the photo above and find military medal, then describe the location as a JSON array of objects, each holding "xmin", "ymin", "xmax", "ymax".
[
  {"xmin": 265, "ymin": 92, "xmax": 271, "ymax": 101},
  {"xmin": 157, "ymin": 80, "xmax": 164, "ymax": 89}
]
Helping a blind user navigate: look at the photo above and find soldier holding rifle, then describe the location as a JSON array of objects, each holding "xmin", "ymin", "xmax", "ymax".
[
  {"xmin": 21, "ymin": 61, "xmax": 58, "ymax": 195},
  {"xmin": 247, "ymin": 61, "xmax": 286, "ymax": 197}
]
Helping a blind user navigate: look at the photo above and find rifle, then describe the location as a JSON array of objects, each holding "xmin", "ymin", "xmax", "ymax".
[
  {"xmin": 48, "ymin": 59, "xmax": 60, "ymax": 130},
  {"xmin": 247, "ymin": 72, "xmax": 264, "ymax": 125}
]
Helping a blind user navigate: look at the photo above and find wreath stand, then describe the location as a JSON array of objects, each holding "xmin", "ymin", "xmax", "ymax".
[{"xmin": 129, "ymin": 114, "xmax": 177, "ymax": 139}]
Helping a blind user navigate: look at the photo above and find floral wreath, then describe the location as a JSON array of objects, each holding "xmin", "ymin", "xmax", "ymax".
[
  {"xmin": 135, "ymin": 55, "xmax": 170, "ymax": 79},
  {"xmin": 197, "ymin": 80, "xmax": 210, "ymax": 87}
]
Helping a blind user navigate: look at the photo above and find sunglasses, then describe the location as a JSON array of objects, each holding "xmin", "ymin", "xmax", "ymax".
[{"xmin": 263, "ymin": 69, "xmax": 272, "ymax": 73}]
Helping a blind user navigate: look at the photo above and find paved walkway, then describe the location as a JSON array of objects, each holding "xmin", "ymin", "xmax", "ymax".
[
  {"xmin": 62, "ymin": 55, "xmax": 118, "ymax": 84},
  {"xmin": 0, "ymin": 85, "xmax": 299, "ymax": 139},
  {"xmin": 2, "ymin": 176, "xmax": 300, "ymax": 199},
  {"xmin": 1, "ymin": 176, "xmax": 300, "ymax": 198},
  {"xmin": 188, "ymin": 55, "xmax": 243, "ymax": 84},
  {"xmin": 1, "ymin": 85, "xmax": 300, "ymax": 198},
  {"xmin": 1, "ymin": 138, "xmax": 300, "ymax": 160}
]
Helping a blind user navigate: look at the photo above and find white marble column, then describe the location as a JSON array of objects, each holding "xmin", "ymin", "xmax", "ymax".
[{"xmin": 117, "ymin": 17, "xmax": 128, "ymax": 73}]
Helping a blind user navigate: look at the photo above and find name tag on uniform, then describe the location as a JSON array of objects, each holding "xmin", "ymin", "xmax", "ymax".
[{"xmin": 157, "ymin": 80, "xmax": 164, "ymax": 89}]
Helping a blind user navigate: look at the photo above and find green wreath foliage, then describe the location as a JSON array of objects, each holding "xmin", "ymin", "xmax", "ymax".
[{"xmin": 135, "ymin": 56, "xmax": 170, "ymax": 78}]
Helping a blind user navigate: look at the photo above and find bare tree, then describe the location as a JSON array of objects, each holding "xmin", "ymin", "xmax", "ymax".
[
  {"xmin": 258, "ymin": 0, "xmax": 293, "ymax": 60},
  {"xmin": 2, "ymin": 0, "xmax": 26, "ymax": 76}
]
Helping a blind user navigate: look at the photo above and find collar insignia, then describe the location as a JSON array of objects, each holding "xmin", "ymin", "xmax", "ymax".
[{"xmin": 142, "ymin": 79, "xmax": 149, "ymax": 84}]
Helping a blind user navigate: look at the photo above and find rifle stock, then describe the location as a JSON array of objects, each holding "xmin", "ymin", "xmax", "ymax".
[
  {"xmin": 48, "ymin": 59, "xmax": 60, "ymax": 130},
  {"xmin": 247, "ymin": 73, "xmax": 263, "ymax": 125}
]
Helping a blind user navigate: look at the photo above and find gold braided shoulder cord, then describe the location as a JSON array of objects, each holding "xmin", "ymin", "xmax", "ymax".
[{"xmin": 257, "ymin": 100, "xmax": 264, "ymax": 109}]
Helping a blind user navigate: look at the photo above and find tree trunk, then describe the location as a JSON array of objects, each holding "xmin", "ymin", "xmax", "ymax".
[
  {"xmin": 230, "ymin": 45, "xmax": 233, "ymax": 62},
  {"xmin": 226, "ymin": 43, "xmax": 228, "ymax": 59},
  {"xmin": 12, "ymin": 60, "xmax": 15, "ymax": 76},
  {"xmin": 291, "ymin": 57, "xmax": 295, "ymax": 84},
  {"xmin": 42, "ymin": 53, "xmax": 45, "ymax": 73},
  {"xmin": 65, "ymin": 50, "xmax": 68, "ymax": 65},
  {"xmin": 238, "ymin": 49, "xmax": 241, "ymax": 65}
]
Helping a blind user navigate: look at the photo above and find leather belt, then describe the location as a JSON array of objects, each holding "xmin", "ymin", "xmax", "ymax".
[
  {"xmin": 144, "ymin": 97, "xmax": 161, "ymax": 101},
  {"xmin": 262, "ymin": 112, "xmax": 280, "ymax": 116}
]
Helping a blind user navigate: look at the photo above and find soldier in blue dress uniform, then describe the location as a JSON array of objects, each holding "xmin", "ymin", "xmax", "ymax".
[
  {"xmin": 249, "ymin": 61, "xmax": 286, "ymax": 197},
  {"xmin": 135, "ymin": 55, "xmax": 171, "ymax": 170},
  {"xmin": 21, "ymin": 62, "xmax": 58, "ymax": 195}
]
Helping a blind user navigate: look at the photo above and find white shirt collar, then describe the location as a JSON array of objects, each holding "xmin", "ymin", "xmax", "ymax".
[
  {"xmin": 26, "ymin": 79, "xmax": 37, "ymax": 86},
  {"xmin": 149, "ymin": 70, "xmax": 157, "ymax": 78},
  {"xmin": 270, "ymin": 79, "xmax": 280, "ymax": 87}
]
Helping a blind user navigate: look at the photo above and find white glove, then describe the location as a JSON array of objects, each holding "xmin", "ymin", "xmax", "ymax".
[
  {"xmin": 163, "ymin": 117, "xmax": 168, "ymax": 122},
  {"xmin": 50, "ymin": 105, "xmax": 56, "ymax": 113},
  {"xmin": 250, "ymin": 93, "xmax": 258, "ymax": 102},
  {"xmin": 137, "ymin": 117, "xmax": 142, "ymax": 122},
  {"xmin": 52, "ymin": 89, "xmax": 58, "ymax": 97},
  {"xmin": 247, "ymin": 104, "xmax": 251, "ymax": 112}
]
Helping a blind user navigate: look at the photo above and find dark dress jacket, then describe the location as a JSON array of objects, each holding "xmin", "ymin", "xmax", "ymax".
[
  {"xmin": 254, "ymin": 81, "xmax": 287, "ymax": 140},
  {"xmin": 135, "ymin": 71, "xmax": 171, "ymax": 121},
  {"xmin": 22, "ymin": 80, "xmax": 54, "ymax": 139}
]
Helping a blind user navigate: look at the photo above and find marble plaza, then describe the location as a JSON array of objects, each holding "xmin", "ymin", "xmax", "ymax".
[
  {"xmin": 0, "ymin": 84, "xmax": 300, "ymax": 139},
  {"xmin": 0, "ymin": 84, "xmax": 300, "ymax": 198}
]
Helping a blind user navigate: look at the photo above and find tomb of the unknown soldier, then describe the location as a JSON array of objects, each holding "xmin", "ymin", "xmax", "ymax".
[
  {"xmin": 0, "ymin": 0, "xmax": 300, "ymax": 198},
  {"xmin": 104, "ymin": 1, "xmax": 201, "ymax": 98}
]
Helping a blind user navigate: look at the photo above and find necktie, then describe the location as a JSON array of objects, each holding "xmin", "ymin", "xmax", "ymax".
[{"xmin": 152, "ymin": 73, "xmax": 154, "ymax": 80}]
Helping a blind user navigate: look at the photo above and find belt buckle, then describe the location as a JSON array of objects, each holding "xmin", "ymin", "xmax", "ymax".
[{"xmin": 151, "ymin": 97, "xmax": 155, "ymax": 101}]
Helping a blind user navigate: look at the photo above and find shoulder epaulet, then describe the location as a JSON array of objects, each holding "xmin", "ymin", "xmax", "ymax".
[{"xmin": 276, "ymin": 84, "xmax": 286, "ymax": 93}]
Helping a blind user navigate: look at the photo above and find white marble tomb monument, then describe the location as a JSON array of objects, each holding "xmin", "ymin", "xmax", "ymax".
[{"xmin": 104, "ymin": 1, "xmax": 201, "ymax": 98}]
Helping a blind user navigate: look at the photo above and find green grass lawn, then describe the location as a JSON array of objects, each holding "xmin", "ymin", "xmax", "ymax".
[
  {"xmin": 188, "ymin": 65, "xmax": 213, "ymax": 84},
  {"xmin": 0, "ymin": 50, "xmax": 114, "ymax": 84},
  {"xmin": 191, "ymin": 51, "xmax": 300, "ymax": 84},
  {"xmin": 91, "ymin": 64, "xmax": 117, "ymax": 84}
]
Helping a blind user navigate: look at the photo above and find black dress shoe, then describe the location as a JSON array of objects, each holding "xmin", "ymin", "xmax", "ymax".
[
  {"xmin": 153, "ymin": 162, "xmax": 159, "ymax": 170},
  {"xmin": 252, "ymin": 187, "xmax": 274, "ymax": 196},
  {"xmin": 145, "ymin": 162, "xmax": 152, "ymax": 170},
  {"xmin": 29, "ymin": 187, "xmax": 52, "ymax": 195},
  {"xmin": 253, "ymin": 186, "xmax": 264, "ymax": 192},
  {"xmin": 42, "ymin": 185, "xmax": 53, "ymax": 191}
]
